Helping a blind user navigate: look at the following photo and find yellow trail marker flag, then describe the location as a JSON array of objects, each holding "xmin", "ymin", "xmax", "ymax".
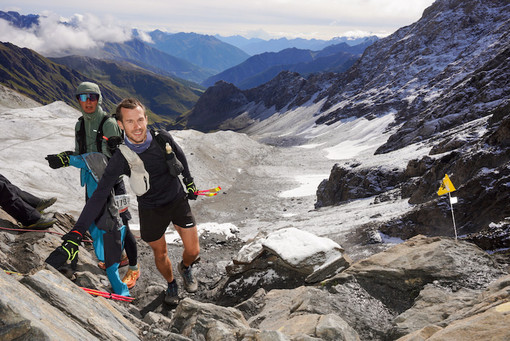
[{"xmin": 437, "ymin": 174, "xmax": 456, "ymax": 196}]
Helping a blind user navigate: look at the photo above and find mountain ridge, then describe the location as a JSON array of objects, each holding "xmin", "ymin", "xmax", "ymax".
[
  {"xmin": 202, "ymin": 42, "xmax": 370, "ymax": 89},
  {"xmin": 187, "ymin": 0, "xmax": 510, "ymax": 143},
  {"xmin": 0, "ymin": 42, "xmax": 118, "ymax": 112},
  {"xmin": 216, "ymin": 34, "xmax": 379, "ymax": 55},
  {"xmin": 0, "ymin": 10, "xmax": 379, "ymax": 85},
  {"xmin": 146, "ymin": 30, "xmax": 250, "ymax": 74}
]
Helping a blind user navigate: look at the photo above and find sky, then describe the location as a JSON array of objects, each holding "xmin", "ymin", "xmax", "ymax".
[{"xmin": 2, "ymin": 0, "xmax": 436, "ymax": 42}]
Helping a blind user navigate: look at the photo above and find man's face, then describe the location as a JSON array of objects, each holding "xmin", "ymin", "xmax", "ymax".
[
  {"xmin": 118, "ymin": 105, "xmax": 148, "ymax": 144},
  {"xmin": 77, "ymin": 93, "xmax": 99, "ymax": 114}
]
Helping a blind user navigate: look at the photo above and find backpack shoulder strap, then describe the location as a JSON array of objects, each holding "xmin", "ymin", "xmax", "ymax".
[
  {"xmin": 76, "ymin": 115, "xmax": 110, "ymax": 154},
  {"xmin": 95, "ymin": 115, "xmax": 110, "ymax": 153},
  {"xmin": 76, "ymin": 116, "xmax": 86, "ymax": 155},
  {"xmin": 151, "ymin": 129, "xmax": 167, "ymax": 153}
]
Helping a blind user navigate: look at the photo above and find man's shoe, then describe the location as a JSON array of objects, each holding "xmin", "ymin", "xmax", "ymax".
[
  {"xmin": 23, "ymin": 214, "xmax": 56, "ymax": 230},
  {"xmin": 164, "ymin": 281, "xmax": 179, "ymax": 305},
  {"xmin": 98, "ymin": 253, "xmax": 129, "ymax": 270},
  {"xmin": 178, "ymin": 261, "xmax": 198, "ymax": 293},
  {"xmin": 36, "ymin": 197, "xmax": 57, "ymax": 212},
  {"xmin": 122, "ymin": 267, "xmax": 140, "ymax": 289}
]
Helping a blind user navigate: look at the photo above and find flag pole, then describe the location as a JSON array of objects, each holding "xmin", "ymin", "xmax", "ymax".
[
  {"xmin": 448, "ymin": 191, "xmax": 458, "ymax": 241},
  {"xmin": 438, "ymin": 174, "xmax": 458, "ymax": 241}
]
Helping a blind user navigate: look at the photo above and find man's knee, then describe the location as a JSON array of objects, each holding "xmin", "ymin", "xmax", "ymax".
[
  {"xmin": 149, "ymin": 242, "xmax": 168, "ymax": 263},
  {"xmin": 185, "ymin": 245, "xmax": 200, "ymax": 260},
  {"xmin": 153, "ymin": 251, "xmax": 169, "ymax": 265}
]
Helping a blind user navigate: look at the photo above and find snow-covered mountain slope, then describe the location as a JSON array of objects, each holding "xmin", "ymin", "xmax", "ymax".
[{"xmin": 189, "ymin": 0, "xmax": 509, "ymax": 153}]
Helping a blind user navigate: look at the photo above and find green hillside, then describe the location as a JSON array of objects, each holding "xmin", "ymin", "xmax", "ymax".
[
  {"xmin": 52, "ymin": 56, "xmax": 203, "ymax": 125},
  {"xmin": 0, "ymin": 42, "xmax": 203, "ymax": 127},
  {"xmin": 0, "ymin": 42, "xmax": 120, "ymax": 112}
]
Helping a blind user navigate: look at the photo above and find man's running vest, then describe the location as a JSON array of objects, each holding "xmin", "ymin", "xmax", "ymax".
[{"xmin": 117, "ymin": 130, "xmax": 183, "ymax": 196}]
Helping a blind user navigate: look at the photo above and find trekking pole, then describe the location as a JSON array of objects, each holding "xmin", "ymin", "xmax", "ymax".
[
  {"xmin": 195, "ymin": 186, "xmax": 221, "ymax": 196},
  {"xmin": 81, "ymin": 287, "xmax": 134, "ymax": 302}
]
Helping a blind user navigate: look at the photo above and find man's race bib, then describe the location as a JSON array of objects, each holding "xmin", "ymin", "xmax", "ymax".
[{"xmin": 114, "ymin": 194, "xmax": 130, "ymax": 213}]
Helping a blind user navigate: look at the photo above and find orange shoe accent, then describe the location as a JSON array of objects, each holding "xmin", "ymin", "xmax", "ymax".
[
  {"xmin": 120, "ymin": 255, "xmax": 129, "ymax": 267},
  {"xmin": 98, "ymin": 254, "xmax": 129, "ymax": 270},
  {"xmin": 122, "ymin": 267, "xmax": 140, "ymax": 289}
]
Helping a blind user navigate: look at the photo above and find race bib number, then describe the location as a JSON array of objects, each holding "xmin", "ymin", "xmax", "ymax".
[{"xmin": 114, "ymin": 194, "xmax": 130, "ymax": 213}]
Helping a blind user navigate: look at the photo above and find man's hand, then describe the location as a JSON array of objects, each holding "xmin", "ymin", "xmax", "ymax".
[
  {"xmin": 45, "ymin": 151, "xmax": 73, "ymax": 169},
  {"xmin": 184, "ymin": 177, "xmax": 198, "ymax": 200},
  {"xmin": 106, "ymin": 135, "xmax": 123, "ymax": 154},
  {"xmin": 45, "ymin": 230, "xmax": 82, "ymax": 270}
]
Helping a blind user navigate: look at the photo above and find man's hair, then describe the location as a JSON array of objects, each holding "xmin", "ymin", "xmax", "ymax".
[{"xmin": 115, "ymin": 98, "xmax": 146, "ymax": 121}]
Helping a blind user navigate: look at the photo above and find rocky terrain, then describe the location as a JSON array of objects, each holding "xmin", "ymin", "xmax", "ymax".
[{"xmin": 2, "ymin": 207, "xmax": 510, "ymax": 340}]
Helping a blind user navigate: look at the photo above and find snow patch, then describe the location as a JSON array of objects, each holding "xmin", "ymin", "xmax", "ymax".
[
  {"xmin": 261, "ymin": 227, "xmax": 343, "ymax": 268},
  {"xmin": 279, "ymin": 174, "xmax": 329, "ymax": 198},
  {"xmin": 165, "ymin": 222, "xmax": 239, "ymax": 245},
  {"xmin": 323, "ymin": 114, "xmax": 395, "ymax": 160}
]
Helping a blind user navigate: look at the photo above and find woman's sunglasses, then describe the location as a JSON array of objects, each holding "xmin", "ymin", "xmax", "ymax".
[{"xmin": 76, "ymin": 93, "xmax": 100, "ymax": 102}]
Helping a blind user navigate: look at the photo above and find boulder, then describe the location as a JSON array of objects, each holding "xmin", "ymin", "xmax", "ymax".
[
  {"xmin": 231, "ymin": 228, "xmax": 350, "ymax": 279},
  {"xmin": 340, "ymin": 235, "xmax": 506, "ymax": 313},
  {"xmin": 246, "ymin": 286, "xmax": 389, "ymax": 341},
  {"xmin": 170, "ymin": 298, "xmax": 250, "ymax": 340},
  {"xmin": 218, "ymin": 228, "xmax": 351, "ymax": 305},
  {"xmin": 397, "ymin": 302, "xmax": 510, "ymax": 341},
  {"xmin": 393, "ymin": 283, "xmax": 480, "ymax": 336},
  {"xmin": 395, "ymin": 274, "xmax": 510, "ymax": 339},
  {"xmin": 0, "ymin": 268, "xmax": 140, "ymax": 340},
  {"xmin": 315, "ymin": 164, "xmax": 404, "ymax": 208}
]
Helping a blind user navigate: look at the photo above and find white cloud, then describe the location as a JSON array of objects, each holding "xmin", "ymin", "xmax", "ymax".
[
  {"xmin": 2, "ymin": 0, "xmax": 435, "ymax": 41},
  {"xmin": 134, "ymin": 29, "xmax": 154, "ymax": 44},
  {"xmin": 0, "ymin": 11, "xmax": 132, "ymax": 56}
]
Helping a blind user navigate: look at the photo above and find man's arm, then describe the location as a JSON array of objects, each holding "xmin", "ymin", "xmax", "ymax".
[
  {"xmin": 101, "ymin": 118, "xmax": 122, "ymax": 158},
  {"xmin": 72, "ymin": 153, "xmax": 127, "ymax": 235},
  {"xmin": 161, "ymin": 131, "xmax": 192, "ymax": 179},
  {"xmin": 45, "ymin": 152, "xmax": 128, "ymax": 270},
  {"xmin": 159, "ymin": 130, "xmax": 198, "ymax": 199}
]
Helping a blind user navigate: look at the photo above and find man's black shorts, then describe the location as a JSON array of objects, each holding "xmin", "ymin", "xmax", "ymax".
[{"xmin": 139, "ymin": 196, "xmax": 196, "ymax": 242}]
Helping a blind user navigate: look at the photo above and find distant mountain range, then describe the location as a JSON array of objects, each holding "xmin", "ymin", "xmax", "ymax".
[
  {"xmin": 101, "ymin": 39, "xmax": 212, "ymax": 84},
  {"xmin": 186, "ymin": 0, "xmax": 510, "ymax": 143},
  {"xmin": 0, "ymin": 42, "xmax": 107, "ymax": 108},
  {"xmin": 216, "ymin": 34, "xmax": 379, "ymax": 55},
  {"xmin": 203, "ymin": 41, "xmax": 373, "ymax": 89},
  {"xmin": 145, "ymin": 30, "xmax": 250, "ymax": 74},
  {"xmin": 0, "ymin": 9, "xmax": 377, "ymax": 126},
  {"xmin": 0, "ymin": 10, "xmax": 38, "ymax": 29}
]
